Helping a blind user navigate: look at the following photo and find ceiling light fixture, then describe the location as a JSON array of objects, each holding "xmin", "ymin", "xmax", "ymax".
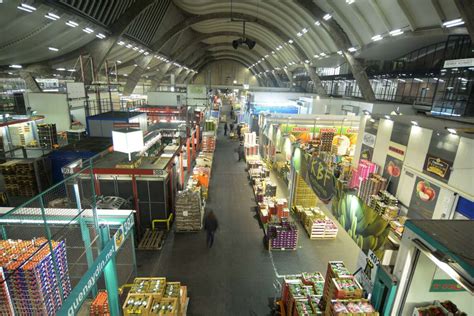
[
  {"xmin": 323, "ymin": 14, "xmax": 332, "ymax": 21},
  {"xmin": 320, "ymin": 52, "xmax": 327, "ymax": 56},
  {"xmin": 288, "ymin": 39, "xmax": 294, "ymax": 44},
  {"xmin": 66, "ymin": 21, "xmax": 79, "ymax": 28},
  {"xmin": 18, "ymin": 3, "xmax": 36, "ymax": 12},
  {"xmin": 118, "ymin": 41, "xmax": 125, "ymax": 46},
  {"xmin": 117, "ymin": 60, "xmax": 122, "ymax": 64},
  {"xmin": 315, "ymin": 21, "xmax": 321, "ymax": 26},
  {"xmin": 398, "ymin": 78, "xmax": 406, "ymax": 82},
  {"xmin": 346, "ymin": 0, "xmax": 355, "ymax": 4},
  {"xmin": 133, "ymin": 46, "xmax": 139, "ymax": 51},
  {"xmin": 48, "ymin": 47, "xmax": 59, "ymax": 51},
  {"xmin": 384, "ymin": 115, "xmax": 391, "ymax": 120},
  {"xmin": 414, "ymin": 78, "xmax": 423, "ymax": 82},
  {"xmin": 144, "ymin": 52, "xmax": 149, "ymax": 56},
  {"xmin": 447, "ymin": 128, "xmax": 457, "ymax": 134},
  {"xmin": 297, "ymin": 32, "xmax": 303, "ymax": 37},
  {"xmin": 8, "ymin": 72, "xmax": 13, "ymax": 75},
  {"xmin": 56, "ymin": 68, "xmax": 66, "ymax": 71},
  {"xmin": 389, "ymin": 29, "xmax": 404, "ymax": 36},
  {"xmin": 443, "ymin": 18, "xmax": 464, "ymax": 28},
  {"xmin": 305, "ymin": 60, "xmax": 310, "ymax": 64},
  {"xmin": 68, "ymin": 69, "xmax": 76, "ymax": 72},
  {"xmin": 17, "ymin": 6, "xmax": 33, "ymax": 13},
  {"xmin": 302, "ymin": 28, "xmax": 308, "ymax": 34},
  {"xmin": 126, "ymin": 44, "xmax": 133, "ymax": 48},
  {"xmin": 411, "ymin": 121, "xmax": 418, "ymax": 126},
  {"xmin": 371, "ymin": 35, "xmax": 383, "ymax": 42},
  {"xmin": 96, "ymin": 33, "xmax": 106, "ymax": 39},
  {"xmin": 83, "ymin": 27, "xmax": 94, "ymax": 34},
  {"xmin": 314, "ymin": 54, "xmax": 319, "ymax": 58},
  {"xmin": 45, "ymin": 13, "xmax": 60, "ymax": 21},
  {"xmin": 9, "ymin": 65, "xmax": 22, "ymax": 69},
  {"xmin": 232, "ymin": 21, "xmax": 256, "ymax": 50},
  {"xmin": 348, "ymin": 47, "xmax": 357, "ymax": 52},
  {"xmin": 337, "ymin": 51, "xmax": 343, "ymax": 55}
]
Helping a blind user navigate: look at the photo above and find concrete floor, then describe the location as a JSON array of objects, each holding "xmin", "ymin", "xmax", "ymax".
[{"xmin": 135, "ymin": 125, "xmax": 360, "ymax": 316}]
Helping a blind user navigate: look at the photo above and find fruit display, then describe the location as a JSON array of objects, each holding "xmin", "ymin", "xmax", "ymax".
[
  {"xmin": 386, "ymin": 160, "xmax": 401, "ymax": 178},
  {"xmin": 329, "ymin": 299, "xmax": 378, "ymax": 315},
  {"xmin": 369, "ymin": 190, "xmax": 400, "ymax": 220},
  {"xmin": 130, "ymin": 278, "xmax": 166, "ymax": 297},
  {"xmin": 149, "ymin": 297, "xmax": 178, "ymax": 315},
  {"xmin": 301, "ymin": 208, "xmax": 339, "ymax": 239},
  {"xmin": 349, "ymin": 160, "xmax": 377, "ymax": 189},
  {"xmin": 175, "ymin": 189, "xmax": 203, "ymax": 232},
  {"xmin": 413, "ymin": 300, "xmax": 466, "ymax": 316},
  {"xmin": 123, "ymin": 294, "xmax": 153, "ymax": 315},
  {"xmin": 329, "ymin": 278, "xmax": 363, "ymax": 299},
  {"xmin": 0, "ymin": 238, "xmax": 71, "ymax": 316},
  {"xmin": 293, "ymin": 174, "xmax": 318, "ymax": 208},
  {"xmin": 281, "ymin": 275, "xmax": 324, "ymax": 316},
  {"xmin": 320, "ymin": 261, "xmax": 353, "ymax": 310},
  {"xmin": 358, "ymin": 174, "xmax": 388, "ymax": 204},
  {"xmin": 415, "ymin": 180, "xmax": 436, "ymax": 202},
  {"xmin": 268, "ymin": 220, "xmax": 298, "ymax": 250}
]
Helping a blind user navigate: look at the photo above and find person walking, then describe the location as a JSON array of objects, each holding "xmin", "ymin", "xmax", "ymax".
[
  {"xmin": 236, "ymin": 124, "xmax": 242, "ymax": 140},
  {"xmin": 223, "ymin": 122, "xmax": 228, "ymax": 136},
  {"xmin": 229, "ymin": 122, "xmax": 234, "ymax": 132},
  {"xmin": 204, "ymin": 210, "xmax": 218, "ymax": 248},
  {"xmin": 237, "ymin": 142, "xmax": 245, "ymax": 162}
]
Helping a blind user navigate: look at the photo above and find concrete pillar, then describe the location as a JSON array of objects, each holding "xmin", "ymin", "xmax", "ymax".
[
  {"xmin": 123, "ymin": 55, "xmax": 153, "ymax": 96},
  {"xmin": 305, "ymin": 64, "xmax": 328, "ymax": 97},
  {"xmin": 344, "ymin": 52, "xmax": 376, "ymax": 102},
  {"xmin": 454, "ymin": 0, "xmax": 474, "ymax": 43},
  {"xmin": 284, "ymin": 69, "xmax": 294, "ymax": 88},
  {"xmin": 19, "ymin": 71, "xmax": 42, "ymax": 93}
]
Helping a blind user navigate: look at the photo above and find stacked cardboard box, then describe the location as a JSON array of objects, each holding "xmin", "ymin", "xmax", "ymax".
[
  {"xmin": 350, "ymin": 160, "xmax": 377, "ymax": 189},
  {"xmin": 268, "ymin": 220, "xmax": 298, "ymax": 250},
  {"xmin": 0, "ymin": 159, "xmax": 50, "ymax": 197},
  {"xmin": 293, "ymin": 174, "xmax": 318, "ymax": 208},
  {"xmin": 201, "ymin": 132, "xmax": 216, "ymax": 153},
  {"xmin": 358, "ymin": 174, "xmax": 387, "ymax": 204},
  {"xmin": 0, "ymin": 238, "xmax": 71, "ymax": 315},
  {"xmin": 281, "ymin": 274, "xmax": 324, "ymax": 316},
  {"xmin": 319, "ymin": 261, "xmax": 352, "ymax": 310},
  {"xmin": 329, "ymin": 299, "xmax": 378, "ymax": 315},
  {"xmin": 90, "ymin": 291, "xmax": 109, "ymax": 316},
  {"xmin": 37, "ymin": 124, "xmax": 58, "ymax": 149},
  {"xmin": 175, "ymin": 189, "xmax": 203, "ymax": 232},
  {"xmin": 302, "ymin": 208, "xmax": 338, "ymax": 240}
]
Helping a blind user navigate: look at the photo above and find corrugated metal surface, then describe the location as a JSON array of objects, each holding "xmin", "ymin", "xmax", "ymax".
[
  {"xmin": 125, "ymin": 0, "xmax": 171, "ymax": 45},
  {"xmin": 58, "ymin": 0, "xmax": 136, "ymax": 27}
]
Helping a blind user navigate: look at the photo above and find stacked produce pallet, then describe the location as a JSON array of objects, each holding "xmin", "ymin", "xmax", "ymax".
[
  {"xmin": 413, "ymin": 300, "xmax": 466, "ymax": 316},
  {"xmin": 66, "ymin": 129, "xmax": 87, "ymax": 144},
  {"xmin": 319, "ymin": 261, "xmax": 352, "ymax": 310},
  {"xmin": 293, "ymin": 174, "xmax": 318, "ymax": 208},
  {"xmin": 281, "ymin": 273, "xmax": 324, "ymax": 316},
  {"xmin": 329, "ymin": 299, "xmax": 378, "ymax": 315},
  {"xmin": 37, "ymin": 123, "xmax": 58, "ymax": 149},
  {"xmin": 358, "ymin": 174, "xmax": 387, "ymax": 204},
  {"xmin": 302, "ymin": 208, "xmax": 338, "ymax": 239},
  {"xmin": 0, "ymin": 238, "xmax": 71, "ymax": 315},
  {"xmin": 9, "ymin": 124, "xmax": 34, "ymax": 147},
  {"xmin": 320, "ymin": 131, "xmax": 335, "ymax": 152},
  {"xmin": 123, "ymin": 277, "xmax": 189, "ymax": 316},
  {"xmin": 349, "ymin": 160, "xmax": 377, "ymax": 189},
  {"xmin": 90, "ymin": 291, "xmax": 109, "ymax": 316},
  {"xmin": 175, "ymin": 189, "xmax": 203, "ymax": 232},
  {"xmin": 201, "ymin": 132, "xmax": 216, "ymax": 153},
  {"xmin": 268, "ymin": 220, "xmax": 298, "ymax": 250},
  {"xmin": 0, "ymin": 158, "xmax": 50, "ymax": 198}
]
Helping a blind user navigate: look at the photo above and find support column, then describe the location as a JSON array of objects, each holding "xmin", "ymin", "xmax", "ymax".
[
  {"xmin": 305, "ymin": 64, "xmax": 328, "ymax": 97},
  {"xmin": 19, "ymin": 71, "xmax": 42, "ymax": 92},
  {"xmin": 99, "ymin": 225, "xmax": 120, "ymax": 316},
  {"xmin": 284, "ymin": 69, "xmax": 294, "ymax": 88},
  {"xmin": 344, "ymin": 52, "xmax": 376, "ymax": 102},
  {"xmin": 454, "ymin": 0, "xmax": 474, "ymax": 43},
  {"xmin": 123, "ymin": 55, "xmax": 154, "ymax": 96}
]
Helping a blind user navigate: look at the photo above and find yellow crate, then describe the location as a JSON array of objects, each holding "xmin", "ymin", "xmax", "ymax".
[
  {"xmin": 131, "ymin": 278, "xmax": 167, "ymax": 298},
  {"xmin": 123, "ymin": 294, "xmax": 152, "ymax": 316},
  {"xmin": 148, "ymin": 297, "xmax": 178, "ymax": 316}
]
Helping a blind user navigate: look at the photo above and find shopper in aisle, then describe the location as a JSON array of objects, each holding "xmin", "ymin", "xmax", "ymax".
[
  {"xmin": 204, "ymin": 210, "xmax": 218, "ymax": 248},
  {"xmin": 236, "ymin": 124, "xmax": 242, "ymax": 140},
  {"xmin": 237, "ymin": 142, "xmax": 245, "ymax": 162},
  {"xmin": 224, "ymin": 122, "xmax": 228, "ymax": 136},
  {"xmin": 229, "ymin": 122, "xmax": 234, "ymax": 133}
]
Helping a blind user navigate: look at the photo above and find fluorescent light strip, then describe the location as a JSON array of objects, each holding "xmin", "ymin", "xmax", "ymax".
[
  {"xmin": 348, "ymin": 47, "xmax": 357, "ymax": 52},
  {"xmin": 144, "ymin": 52, "xmax": 149, "ymax": 56},
  {"xmin": 96, "ymin": 33, "xmax": 106, "ymax": 39},
  {"xmin": 297, "ymin": 32, "xmax": 303, "ymax": 37},
  {"xmin": 21, "ymin": 3, "xmax": 36, "ymax": 11},
  {"xmin": 66, "ymin": 21, "xmax": 78, "ymax": 27},
  {"xmin": 302, "ymin": 28, "xmax": 308, "ymax": 34},
  {"xmin": 9, "ymin": 65, "xmax": 22, "ymax": 69},
  {"xmin": 346, "ymin": 0, "xmax": 355, "ymax": 4},
  {"xmin": 323, "ymin": 14, "xmax": 332, "ymax": 20},
  {"xmin": 68, "ymin": 69, "xmax": 76, "ymax": 72},
  {"xmin": 48, "ymin": 47, "xmax": 59, "ymax": 51},
  {"xmin": 389, "ymin": 29, "xmax": 403, "ymax": 36},
  {"xmin": 45, "ymin": 14, "xmax": 58, "ymax": 21},
  {"xmin": 414, "ymin": 78, "xmax": 423, "ymax": 82},
  {"xmin": 443, "ymin": 18, "xmax": 463, "ymax": 27},
  {"xmin": 371, "ymin": 35, "xmax": 383, "ymax": 41},
  {"xmin": 47, "ymin": 12, "xmax": 60, "ymax": 19},
  {"xmin": 56, "ymin": 68, "xmax": 66, "ymax": 71},
  {"xmin": 17, "ymin": 6, "xmax": 33, "ymax": 13},
  {"xmin": 126, "ymin": 44, "xmax": 133, "ymax": 48},
  {"xmin": 337, "ymin": 51, "xmax": 343, "ymax": 55},
  {"xmin": 315, "ymin": 21, "xmax": 321, "ymax": 26},
  {"xmin": 83, "ymin": 27, "xmax": 94, "ymax": 34}
]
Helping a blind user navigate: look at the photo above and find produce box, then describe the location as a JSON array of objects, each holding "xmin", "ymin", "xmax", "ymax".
[
  {"xmin": 294, "ymin": 299, "xmax": 318, "ymax": 316},
  {"xmin": 90, "ymin": 291, "xmax": 109, "ymax": 315},
  {"xmin": 122, "ymin": 293, "xmax": 152, "ymax": 316},
  {"xmin": 130, "ymin": 278, "xmax": 166, "ymax": 298},
  {"xmin": 327, "ymin": 277, "xmax": 363, "ymax": 300},
  {"xmin": 329, "ymin": 299, "xmax": 378, "ymax": 316},
  {"xmin": 149, "ymin": 297, "xmax": 178, "ymax": 316}
]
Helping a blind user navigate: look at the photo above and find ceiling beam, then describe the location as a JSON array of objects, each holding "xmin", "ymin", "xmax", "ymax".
[
  {"xmin": 430, "ymin": 0, "xmax": 446, "ymax": 24},
  {"xmin": 453, "ymin": 0, "xmax": 474, "ymax": 43},
  {"xmin": 368, "ymin": 0, "xmax": 392, "ymax": 32},
  {"xmin": 396, "ymin": 0, "xmax": 417, "ymax": 31}
]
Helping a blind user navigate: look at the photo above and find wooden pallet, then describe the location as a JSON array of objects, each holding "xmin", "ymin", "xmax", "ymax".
[
  {"xmin": 137, "ymin": 229, "xmax": 165, "ymax": 250},
  {"xmin": 175, "ymin": 228, "xmax": 201, "ymax": 233}
]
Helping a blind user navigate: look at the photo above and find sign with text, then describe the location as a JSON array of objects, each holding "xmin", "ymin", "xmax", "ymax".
[
  {"xmin": 443, "ymin": 58, "xmax": 474, "ymax": 68},
  {"xmin": 387, "ymin": 141, "xmax": 406, "ymax": 161},
  {"xmin": 424, "ymin": 156, "xmax": 452, "ymax": 180},
  {"xmin": 300, "ymin": 154, "xmax": 336, "ymax": 203},
  {"xmin": 362, "ymin": 132, "xmax": 376, "ymax": 148},
  {"xmin": 356, "ymin": 250, "xmax": 380, "ymax": 294},
  {"xmin": 408, "ymin": 177, "xmax": 440, "ymax": 219}
]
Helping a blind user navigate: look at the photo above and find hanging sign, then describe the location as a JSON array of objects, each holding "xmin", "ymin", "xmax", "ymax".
[
  {"xmin": 424, "ymin": 156, "xmax": 451, "ymax": 180},
  {"xmin": 356, "ymin": 249, "xmax": 380, "ymax": 294},
  {"xmin": 362, "ymin": 133, "xmax": 376, "ymax": 148},
  {"xmin": 443, "ymin": 58, "xmax": 474, "ymax": 68}
]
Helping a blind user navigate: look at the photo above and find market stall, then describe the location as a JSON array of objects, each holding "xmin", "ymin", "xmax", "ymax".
[{"xmin": 391, "ymin": 220, "xmax": 473, "ymax": 316}]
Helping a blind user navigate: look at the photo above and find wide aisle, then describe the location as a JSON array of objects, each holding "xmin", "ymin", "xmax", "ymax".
[{"xmin": 145, "ymin": 127, "xmax": 277, "ymax": 316}]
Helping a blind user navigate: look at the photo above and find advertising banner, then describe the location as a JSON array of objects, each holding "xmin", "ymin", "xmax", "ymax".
[
  {"xmin": 408, "ymin": 176, "xmax": 440, "ymax": 219},
  {"xmin": 332, "ymin": 181, "xmax": 391, "ymax": 260},
  {"xmin": 300, "ymin": 153, "xmax": 336, "ymax": 203},
  {"xmin": 356, "ymin": 249, "xmax": 380, "ymax": 294},
  {"xmin": 382, "ymin": 155, "xmax": 403, "ymax": 195},
  {"xmin": 423, "ymin": 132, "xmax": 459, "ymax": 183},
  {"xmin": 360, "ymin": 144, "xmax": 374, "ymax": 161}
]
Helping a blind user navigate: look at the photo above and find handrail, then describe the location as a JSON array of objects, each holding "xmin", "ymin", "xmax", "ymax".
[{"xmin": 152, "ymin": 213, "xmax": 174, "ymax": 231}]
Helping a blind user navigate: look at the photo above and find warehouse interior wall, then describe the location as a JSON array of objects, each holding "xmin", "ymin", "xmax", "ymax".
[{"xmin": 192, "ymin": 60, "xmax": 259, "ymax": 87}]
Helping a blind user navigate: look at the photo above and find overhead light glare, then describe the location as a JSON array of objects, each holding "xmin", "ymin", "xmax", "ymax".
[
  {"xmin": 323, "ymin": 14, "xmax": 332, "ymax": 20},
  {"xmin": 288, "ymin": 39, "xmax": 294, "ymax": 44},
  {"xmin": 96, "ymin": 33, "xmax": 106, "ymax": 39},
  {"xmin": 144, "ymin": 52, "xmax": 149, "ymax": 56},
  {"xmin": 414, "ymin": 78, "xmax": 423, "ymax": 82},
  {"xmin": 337, "ymin": 50, "xmax": 343, "ymax": 55},
  {"xmin": 346, "ymin": 0, "xmax": 355, "ymax": 4},
  {"xmin": 371, "ymin": 35, "xmax": 383, "ymax": 42},
  {"xmin": 45, "ymin": 13, "xmax": 60, "ymax": 20},
  {"xmin": 443, "ymin": 18, "xmax": 464, "ymax": 28},
  {"xmin": 20, "ymin": 3, "xmax": 36, "ymax": 11},
  {"xmin": 83, "ymin": 27, "xmax": 94, "ymax": 34},
  {"xmin": 68, "ymin": 69, "xmax": 76, "ymax": 72},
  {"xmin": 302, "ymin": 28, "xmax": 308, "ymax": 34},
  {"xmin": 348, "ymin": 47, "xmax": 357, "ymax": 52},
  {"xmin": 411, "ymin": 121, "xmax": 418, "ymax": 126},
  {"xmin": 56, "ymin": 68, "xmax": 66, "ymax": 71},
  {"xmin": 66, "ymin": 21, "xmax": 79, "ymax": 27},
  {"xmin": 305, "ymin": 60, "xmax": 310, "ymax": 64},
  {"xmin": 126, "ymin": 44, "xmax": 133, "ymax": 48},
  {"xmin": 315, "ymin": 21, "xmax": 321, "ymax": 26},
  {"xmin": 118, "ymin": 41, "xmax": 125, "ymax": 46},
  {"xmin": 398, "ymin": 79, "xmax": 406, "ymax": 82},
  {"xmin": 320, "ymin": 52, "xmax": 327, "ymax": 56},
  {"xmin": 48, "ymin": 47, "xmax": 59, "ymax": 51},
  {"xmin": 384, "ymin": 115, "xmax": 391, "ymax": 120},
  {"xmin": 133, "ymin": 46, "xmax": 139, "ymax": 51},
  {"xmin": 297, "ymin": 32, "xmax": 303, "ymax": 37},
  {"xmin": 17, "ymin": 6, "xmax": 33, "ymax": 13},
  {"xmin": 389, "ymin": 29, "xmax": 404, "ymax": 36},
  {"xmin": 10, "ymin": 65, "xmax": 22, "ymax": 69},
  {"xmin": 447, "ymin": 128, "xmax": 456, "ymax": 134}
]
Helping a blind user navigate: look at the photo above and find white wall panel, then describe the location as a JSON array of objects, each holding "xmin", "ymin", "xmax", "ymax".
[
  {"xmin": 404, "ymin": 126, "xmax": 432, "ymax": 171},
  {"xmin": 432, "ymin": 187, "xmax": 457, "ymax": 219},
  {"xmin": 147, "ymin": 92, "xmax": 185, "ymax": 106},
  {"xmin": 353, "ymin": 116, "xmax": 367, "ymax": 167},
  {"xmin": 449, "ymin": 137, "xmax": 474, "ymax": 199},
  {"xmin": 372, "ymin": 119, "xmax": 393, "ymax": 168},
  {"xmin": 25, "ymin": 93, "xmax": 71, "ymax": 131},
  {"xmin": 397, "ymin": 168, "xmax": 416, "ymax": 210}
]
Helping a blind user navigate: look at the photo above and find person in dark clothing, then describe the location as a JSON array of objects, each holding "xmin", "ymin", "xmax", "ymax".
[
  {"xmin": 237, "ymin": 143, "xmax": 245, "ymax": 161},
  {"xmin": 204, "ymin": 210, "xmax": 218, "ymax": 248},
  {"xmin": 223, "ymin": 123, "xmax": 228, "ymax": 136},
  {"xmin": 236, "ymin": 124, "xmax": 242, "ymax": 140},
  {"xmin": 229, "ymin": 122, "xmax": 234, "ymax": 132}
]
